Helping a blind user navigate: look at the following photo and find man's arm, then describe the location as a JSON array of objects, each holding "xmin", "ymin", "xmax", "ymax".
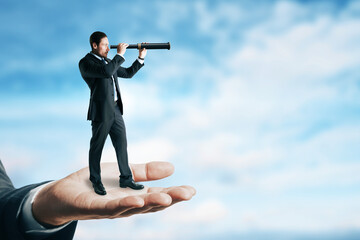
[
  {"xmin": 79, "ymin": 54, "xmax": 125, "ymax": 79},
  {"xmin": 116, "ymin": 44, "xmax": 147, "ymax": 78},
  {"xmin": 0, "ymin": 161, "xmax": 77, "ymax": 240},
  {"xmin": 116, "ymin": 59, "xmax": 144, "ymax": 78},
  {"xmin": 79, "ymin": 43, "xmax": 129, "ymax": 79}
]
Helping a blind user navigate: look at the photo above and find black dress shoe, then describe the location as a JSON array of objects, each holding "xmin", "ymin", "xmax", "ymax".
[
  {"xmin": 92, "ymin": 181, "xmax": 107, "ymax": 195},
  {"xmin": 120, "ymin": 179, "xmax": 144, "ymax": 190}
]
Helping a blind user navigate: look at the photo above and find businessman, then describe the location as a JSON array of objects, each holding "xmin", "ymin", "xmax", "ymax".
[
  {"xmin": 0, "ymin": 159, "xmax": 196, "ymax": 240},
  {"xmin": 79, "ymin": 31, "xmax": 146, "ymax": 195}
]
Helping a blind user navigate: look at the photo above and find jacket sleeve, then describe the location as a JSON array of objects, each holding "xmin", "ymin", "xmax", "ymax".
[
  {"xmin": 0, "ymin": 161, "xmax": 77, "ymax": 240},
  {"xmin": 116, "ymin": 59, "xmax": 144, "ymax": 78},
  {"xmin": 79, "ymin": 54, "xmax": 125, "ymax": 79}
]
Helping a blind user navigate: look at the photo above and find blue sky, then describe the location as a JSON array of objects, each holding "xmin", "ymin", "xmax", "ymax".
[{"xmin": 1, "ymin": 0, "xmax": 360, "ymax": 239}]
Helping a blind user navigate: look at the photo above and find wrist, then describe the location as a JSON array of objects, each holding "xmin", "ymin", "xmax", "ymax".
[{"xmin": 32, "ymin": 182, "xmax": 71, "ymax": 226}]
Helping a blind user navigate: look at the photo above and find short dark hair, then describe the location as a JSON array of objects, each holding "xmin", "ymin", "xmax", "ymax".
[{"xmin": 90, "ymin": 31, "xmax": 107, "ymax": 50}]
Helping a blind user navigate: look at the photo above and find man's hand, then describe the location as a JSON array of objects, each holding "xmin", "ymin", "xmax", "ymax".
[
  {"xmin": 117, "ymin": 43, "xmax": 129, "ymax": 56},
  {"xmin": 32, "ymin": 162, "xmax": 195, "ymax": 226},
  {"xmin": 139, "ymin": 42, "xmax": 147, "ymax": 59}
]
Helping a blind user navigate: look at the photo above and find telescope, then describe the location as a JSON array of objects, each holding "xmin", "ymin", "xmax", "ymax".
[{"xmin": 110, "ymin": 42, "xmax": 171, "ymax": 50}]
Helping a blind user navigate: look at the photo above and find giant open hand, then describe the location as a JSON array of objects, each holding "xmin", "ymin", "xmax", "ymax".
[{"xmin": 32, "ymin": 162, "xmax": 195, "ymax": 226}]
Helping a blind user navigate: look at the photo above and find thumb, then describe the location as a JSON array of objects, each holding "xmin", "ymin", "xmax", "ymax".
[{"xmin": 131, "ymin": 162, "xmax": 174, "ymax": 182}]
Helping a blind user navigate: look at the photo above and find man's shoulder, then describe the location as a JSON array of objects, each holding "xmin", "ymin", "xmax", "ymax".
[
  {"xmin": 79, "ymin": 53, "xmax": 98, "ymax": 69},
  {"xmin": 79, "ymin": 53, "xmax": 93, "ymax": 62}
]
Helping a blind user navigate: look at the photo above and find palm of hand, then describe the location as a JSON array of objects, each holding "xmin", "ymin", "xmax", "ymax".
[{"xmin": 33, "ymin": 162, "xmax": 195, "ymax": 226}]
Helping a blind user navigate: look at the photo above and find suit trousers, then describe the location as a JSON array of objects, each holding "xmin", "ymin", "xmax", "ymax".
[{"xmin": 88, "ymin": 104, "xmax": 132, "ymax": 183}]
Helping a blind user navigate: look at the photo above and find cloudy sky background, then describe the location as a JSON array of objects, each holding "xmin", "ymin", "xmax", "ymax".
[{"xmin": 1, "ymin": 0, "xmax": 360, "ymax": 239}]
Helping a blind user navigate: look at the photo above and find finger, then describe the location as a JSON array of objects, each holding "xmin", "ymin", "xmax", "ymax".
[
  {"xmin": 106, "ymin": 196, "xmax": 145, "ymax": 219},
  {"xmin": 114, "ymin": 188, "xmax": 194, "ymax": 218},
  {"xmin": 143, "ymin": 186, "xmax": 196, "ymax": 214},
  {"xmin": 148, "ymin": 185, "xmax": 196, "ymax": 196},
  {"xmin": 82, "ymin": 195, "xmax": 144, "ymax": 218},
  {"xmin": 148, "ymin": 185, "xmax": 196, "ymax": 201},
  {"xmin": 112, "ymin": 195, "xmax": 145, "ymax": 210},
  {"xmin": 167, "ymin": 186, "xmax": 195, "ymax": 201},
  {"xmin": 144, "ymin": 192, "xmax": 172, "ymax": 206},
  {"xmin": 147, "ymin": 187, "xmax": 164, "ymax": 193},
  {"xmin": 119, "ymin": 192, "xmax": 172, "ymax": 217},
  {"xmin": 181, "ymin": 185, "xmax": 197, "ymax": 196},
  {"xmin": 131, "ymin": 161, "xmax": 174, "ymax": 182}
]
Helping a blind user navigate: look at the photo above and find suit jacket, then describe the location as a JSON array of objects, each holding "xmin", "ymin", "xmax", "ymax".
[
  {"xmin": 0, "ymin": 160, "xmax": 77, "ymax": 240},
  {"xmin": 79, "ymin": 53, "xmax": 143, "ymax": 122}
]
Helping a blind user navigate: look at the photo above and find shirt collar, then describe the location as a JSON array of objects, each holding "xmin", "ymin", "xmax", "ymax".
[{"xmin": 90, "ymin": 52, "xmax": 104, "ymax": 61}]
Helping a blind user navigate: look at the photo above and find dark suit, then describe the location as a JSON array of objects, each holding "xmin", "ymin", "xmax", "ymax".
[
  {"xmin": 0, "ymin": 160, "xmax": 77, "ymax": 240},
  {"xmin": 79, "ymin": 53, "xmax": 143, "ymax": 183}
]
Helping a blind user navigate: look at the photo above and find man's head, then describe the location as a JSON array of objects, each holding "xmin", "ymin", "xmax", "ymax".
[{"xmin": 90, "ymin": 31, "xmax": 109, "ymax": 58}]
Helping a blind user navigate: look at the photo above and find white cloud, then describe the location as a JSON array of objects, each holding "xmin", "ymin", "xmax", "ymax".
[
  {"xmin": 164, "ymin": 198, "xmax": 228, "ymax": 224},
  {"xmin": 128, "ymin": 137, "xmax": 177, "ymax": 164},
  {"xmin": 0, "ymin": 48, "xmax": 84, "ymax": 75},
  {"xmin": 155, "ymin": 1, "xmax": 190, "ymax": 31},
  {"xmin": 122, "ymin": 81, "xmax": 166, "ymax": 121},
  {"xmin": 63, "ymin": 1, "xmax": 360, "ymax": 235},
  {"xmin": 194, "ymin": 1, "xmax": 242, "ymax": 34},
  {"xmin": 236, "ymin": 196, "xmax": 360, "ymax": 232},
  {"xmin": 136, "ymin": 1, "xmax": 360, "ymax": 197},
  {"xmin": 236, "ymin": 17, "xmax": 360, "ymax": 82},
  {"xmin": 0, "ymin": 144, "xmax": 37, "ymax": 172},
  {"xmin": 0, "ymin": 95, "xmax": 88, "ymax": 120},
  {"xmin": 2, "ymin": 0, "xmax": 360, "ymax": 237}
]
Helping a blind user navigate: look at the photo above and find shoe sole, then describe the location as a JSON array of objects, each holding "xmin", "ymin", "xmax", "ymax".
[
  {"xmin": 120, "ymin": 184, "xmax": 144, "ymax": 190},
  {"xmin": 94, "ymin": 190, "xmax": 107, "ymax": 195}
]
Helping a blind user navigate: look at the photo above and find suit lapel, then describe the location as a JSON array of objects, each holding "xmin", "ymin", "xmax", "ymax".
[{"xmin": 87, "ymin": 53, "xmax": 121, "ymax": 96}]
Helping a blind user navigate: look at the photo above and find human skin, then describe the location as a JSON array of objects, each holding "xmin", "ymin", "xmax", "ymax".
[
  {"xmin": 32, "ymin": 162, "xmax": 196, "ymax": 226},
  {"xmin": 91, "ymin": 37, "xmax": 147, "ymax": 59}
]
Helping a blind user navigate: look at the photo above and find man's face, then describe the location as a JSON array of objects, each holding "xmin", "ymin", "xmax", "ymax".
[{"xmin": 92, "ymin": 37, "xmax": 109, "ymax": 58}]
